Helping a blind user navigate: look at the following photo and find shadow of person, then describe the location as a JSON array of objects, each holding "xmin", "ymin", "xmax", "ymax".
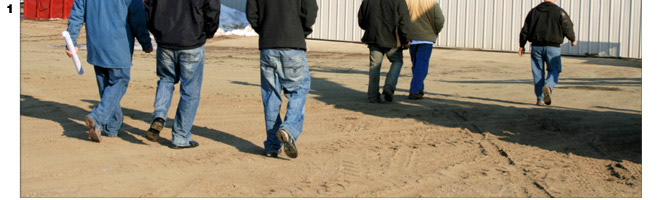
[
  {"xmin": 305, "ymin": 72, "xmax": 641, "ymax": 164},
  {"xmin": 79, "ymin": 100, "xmax": 265, "ymax": 156},
  {"xmin": 21, "ymin": 95, "xmax": 147, "ymax": 145}
]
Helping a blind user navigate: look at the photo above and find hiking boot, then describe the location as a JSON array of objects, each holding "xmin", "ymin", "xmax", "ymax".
[
  {"xmin": 146, "ymin": 117, "xmax": 165, "ymax": 142},
  {"xmin": 277, "ymin": 129, "xmax": 298, "ymax": 158},
  {"xmin": 84, "ymin": 116, "xmax": 101, "ymax": 142},
  {"xmin": 543, "ymin": 86, "xmax": 552, "ymax": 105},
  {"xmin": 408, "ymin": 92, "xmax": 424, "ymax": 100}
]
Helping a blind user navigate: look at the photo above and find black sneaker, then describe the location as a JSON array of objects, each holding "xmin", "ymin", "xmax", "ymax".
[
  {"xmin": 276, "ymin": 129, "xmax": 298, "ymax": 158},
  {"xmin": 383, "ymin": 90, "xmax": 394, "ymax": 103},
  {"xmin": 146, "ymin": 117, "xmax": 165, "ymax": 142},
  {"xmin": 168, "ymin": 140, "xmax": 199, "ymax": 149},
  {"xmin": 542, "ymin": 86, "xmax": 552, "ymax": 105}
]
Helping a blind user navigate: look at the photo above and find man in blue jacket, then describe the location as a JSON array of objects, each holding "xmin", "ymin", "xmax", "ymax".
[
  {"xmin": 66, "ymin": 0, "xmax": 153, "ymax": 142},
  {"xmin": 144, "ymin": 0, "xmax": 220, "ymax": 149}
]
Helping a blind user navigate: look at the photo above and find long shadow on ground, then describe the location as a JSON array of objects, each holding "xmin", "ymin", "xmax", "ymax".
[
  {"xmin": 21, "ymin": 95, "xmax": 264, "ymax": 156},
  {"xmin": 305, "ymin": 67, "xmax": 641, "ymax": 164}
]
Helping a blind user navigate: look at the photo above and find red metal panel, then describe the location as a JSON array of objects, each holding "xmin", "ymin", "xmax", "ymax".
[
  {"xmin": 52, "ymin": 0, "xmax": 64, "ymax": 18},
  {"xmin": 23, "ymin": 0, "xmax": 75, "ymax": 20},
  {"xmin": 36, "ymin": 0, "xmax": 52, "ymax": 19},
  {"xmin": 63, "ymin": 0, "xmax": 75, "ymax": 19},
  {"xmin": 23, "ymin": 0, "xmax": 38, "ymax": 19}
]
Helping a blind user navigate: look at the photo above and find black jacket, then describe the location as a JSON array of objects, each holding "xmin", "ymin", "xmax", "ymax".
[
  {"xmin": 246, "ymin": 0, "xmax": 318, "ymax": 50},
  {"xmin": 145, "ymin": 0, "xmax": 220, "ymax": 50},
  {"xmin": 519, "ymin": 2, "xmax": 576, "ymax": 48},
  {"xmin": 358, "ymin": 0, "xmax": 412, "ymax": 48}
]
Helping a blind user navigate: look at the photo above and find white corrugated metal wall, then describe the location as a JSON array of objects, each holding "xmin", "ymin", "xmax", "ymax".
[{"xmin": 223, "ymin": 0, "xmax": 642, "ymax": 58}]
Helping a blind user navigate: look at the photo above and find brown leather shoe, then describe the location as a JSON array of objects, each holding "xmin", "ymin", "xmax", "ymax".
[{"xmin": 408, "ymin": 92, "xmax": 424, "ymax": 100}]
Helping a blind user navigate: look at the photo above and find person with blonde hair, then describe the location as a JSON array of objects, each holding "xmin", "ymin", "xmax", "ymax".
[{"xmin": 404, "ymin": 0, "xmax": 444, "ymax": 100}]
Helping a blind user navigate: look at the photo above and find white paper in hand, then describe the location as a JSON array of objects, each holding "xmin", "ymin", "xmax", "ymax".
[{"xmin": 62, "ymin": 31, "xmax": 84, "ymax": 75}]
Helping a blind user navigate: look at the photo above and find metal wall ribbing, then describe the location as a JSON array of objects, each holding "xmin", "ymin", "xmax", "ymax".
[{"xmin": 224, "ymin": 0, "xmax": 642, "ymax": 58}]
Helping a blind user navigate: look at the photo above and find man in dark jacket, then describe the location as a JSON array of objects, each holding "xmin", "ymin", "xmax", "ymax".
[
  {"xmin": 358, "ymin": 0, "xmax": 412, "ymax": 103},
  {"xmin": 246, "ymin": 0, "xmax": 318, "ymax": 158},
  {"xmin": 519, "ymin": 0, "xmax": 577, "ymax": 106},
  {"xmin": 143, "ymin": 0, "xmax": 220, "ymax": 149}
]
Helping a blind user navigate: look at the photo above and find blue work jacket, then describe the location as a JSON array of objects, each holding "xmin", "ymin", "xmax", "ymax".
[{"xmin": 67, "ymin": 0, "xmax": 152, "ymax": 68}]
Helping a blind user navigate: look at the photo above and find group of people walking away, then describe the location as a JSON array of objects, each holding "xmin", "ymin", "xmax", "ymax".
[{"xmin": 64, "ymin": 0, "xmax": 575, "ymax": 158}]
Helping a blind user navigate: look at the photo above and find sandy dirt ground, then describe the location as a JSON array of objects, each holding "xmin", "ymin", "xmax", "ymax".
[{"xmin": 20, "ymin": 19, "xmax": 642, "ymax": 198}]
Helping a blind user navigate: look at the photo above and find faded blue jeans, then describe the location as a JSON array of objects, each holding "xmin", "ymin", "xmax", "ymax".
[
  {"xmin": 368, "ymin": 45, "xmax": 404, "ymax": 101},
  {"xmin": 151, "ymin": 46, "xmax": 205, "ymax": 146},
  {"xmin": 530, "ymin": 46, "xmax": 562, "ymax": 102},
  {"xmin": 87, "ymin": 66, "xmax": 131, "ymax": 137},
  {"xmin": 260, "ymin": 49, "xmax": 310, "ymax": 153}
]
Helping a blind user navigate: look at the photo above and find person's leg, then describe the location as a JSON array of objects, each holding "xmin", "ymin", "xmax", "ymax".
[
  {"xmin": 279, "ymin": 49, "xmax": 310, "ymax": 141},
  {"xmin": 368, "ymin": 45, "xmax": 385, "ymax": 102},
  {"xmin": 152, "ymin": 47, "xmax": 179, "ymax": 123},
  {"xmin": 260, "ymin": 49, "xmax": 284, "ymax": 154},
  {"xmin": 383, "ymin": 48, "xmax": 404, "ymax": 101},
  {"xmin": 410, "ymin": 44, "xmax": 433, "ymax": 95},
  {"xmin": 85, "ymin": 66, "xmax": 110, "ymax": 141},
  {"xmin": 277, "ymin": 49, "xmax": 310, "ymax": 158},
  {"xmin": 530, "ymin": 46, "xmax": 546, "ymax": 103},
  {"xmin": 544, "ymin": 47, "xmax": 562, "ymax": 91},
  {"xmin": 408, "ymin": 45, "xmax": 419, "ymax": 93},
  {"xmin": 171, "ymin": 46, "xmax": 205, "ymax": 147},
  {"xmin": 87, "ymin": 66, "xmax": 131, "ymax": 140},
  {"xmin": 542, "ymin": 46, "xmax": 561, "ymax": 105},
  {"xmin": 103, "ymin": 68, "xmax": 131, "ymax": 137}
]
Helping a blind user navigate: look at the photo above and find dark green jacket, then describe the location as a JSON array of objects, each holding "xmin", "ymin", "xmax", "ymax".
[
  {"xmin": 405, "ymin": 0, "xmax": 444, "ymax": 42},
  {"xmin": 358, "ymin": 0, "xmax": 412, "ymax": 48}
]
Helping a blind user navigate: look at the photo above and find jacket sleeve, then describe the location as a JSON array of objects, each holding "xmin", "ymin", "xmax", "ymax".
[
  {"xmin": 66, "ymin": 0, "xmax": 86, "ymax": 47},
  {"xmin": 144, "ymin": 0, "xmax": 155, "ymax": 34},
  {"xmin": 560, "ymin": 9, "xmax": 576, "ymax": 42},
  {"xmin": 519, "ymin": 11, "xmax": 532, "ymax": 48},
  {"xmin": 357, "ymin": 0, "xmax": 368, "ymax": 30},
  {"xmin": 301, "ymin": 0, "xmax": 319, "ymax": 37},
  {"xmin": 246, "ymin": 0, "xmax": 260, "ymax": 33},
  {"xmin": 433, "ymin": 2, "xmax": 445, "ymax": 34},
  {"xmin": 203, "ymin": 0, "xmax": 221, "ymax": 38},
  {"xmin": 396, "ymin": 0, "xmax": 412, "ymax": 42},
  {"xmin": 128, "ymin": 0, "xmax": 152, "ymax": 50}
]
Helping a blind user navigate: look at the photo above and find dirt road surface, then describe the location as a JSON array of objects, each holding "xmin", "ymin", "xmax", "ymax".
[{"xmin": 20, "ymin": 19, "xmax": 642, "ymax": 198}]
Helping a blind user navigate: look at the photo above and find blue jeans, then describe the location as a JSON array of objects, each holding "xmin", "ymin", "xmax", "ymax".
[
  {"xmin": 152, "ymin": 46, "xmax": 205, "ymax": 146},
  {"xmin": 260, "ymin": 49, "xmax": 310, "ymax": 153},
  {"xmin": 87, "ymin": 66, "xmax": 131, "ymax": 137},
  {"xmin": 409, "ymin": 44, "xmax": 433, "ymax": 94},
  {"xmin": 368, "ymin": 45, "xmax": 404, "ymax": 101},
  {"xmin": 530, "ymin": 46, "xmax": 562, "ymax": 102}
]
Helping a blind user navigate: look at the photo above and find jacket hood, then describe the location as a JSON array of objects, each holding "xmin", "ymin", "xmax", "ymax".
[{"xmin": 535, "ymin": 2, "xmax": 557, "ymax": 12}]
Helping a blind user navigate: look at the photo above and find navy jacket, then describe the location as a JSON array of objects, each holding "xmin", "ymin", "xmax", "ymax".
[{"xmin": 145, "ymin": 0, "xmax": 221, "ymax": 50}]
